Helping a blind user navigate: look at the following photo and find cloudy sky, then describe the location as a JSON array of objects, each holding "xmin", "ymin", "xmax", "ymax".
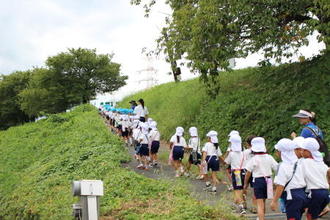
[{"xmin": 0, "ymin": 0, "xmax": 325, "ymax": 103}]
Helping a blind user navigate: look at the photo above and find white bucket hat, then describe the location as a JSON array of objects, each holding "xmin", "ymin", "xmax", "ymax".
[
  {"xmin": 189, "ymin": 127, "xmax": 198, "ymax": 137},
  {"xmin": 228, "ymin": 134, "xmax": 242, "ymax": 152},
  {"xmin": 228, "ymin": 130, "xmax": 239, "ymax": 137},
  {"xmin": 175, "ymin": 127, "xmax": 184, "ymax": 137},
  {"xmin": 301, "ymin": 138, "xmax": 323, "ymax": 162},
  {"xmin": 274, "ymin": 138, "xmax": 298, "ymax": 164},
  {"xmin": 251, "ymin": 137, "xmax": 267, "ymax": 153},
  {"xmin": 207, "ymin": 130, "xmax": 218, "ymax": 144}
]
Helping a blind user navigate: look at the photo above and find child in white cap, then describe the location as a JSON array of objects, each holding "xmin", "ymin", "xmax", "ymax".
[
  {"xmin": 244, "ymin": 137, "xmax": 278, "ymax": 220},
  {"xmin": 202, "ymin": 130, "xmax": 223, "ymax": 193},
  {"xmin": 300, "ymin": 138, "xmax": 329, "ymax": 220},
  {"xmin": 148, "ymin": 121, "xmax": 160, "ymax": 166},
  {"xmin": 224, "ymin": 134, "xmax": 246, "ymax": 214},
  {"xmin": 137, "ymin": 122, "xmax": 150, "ymax": 170},
  {"xmin": 224, "ymin": 130, "xmax": 240, "ymax": 191},
  {"xmin": 271, "ymin": 138, "xmax": 308, "ymax": 220},
  {"xmin": 186, "ymin": 127, "xmax": 203, "ymax": 179},
  {"xmin": 169, "ymin": 127, "xmax": 188, "ymax": 177}
]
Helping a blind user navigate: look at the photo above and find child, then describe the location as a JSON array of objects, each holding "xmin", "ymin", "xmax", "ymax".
[
  {"xmin": 225, "ymin": 130, "xmax": 240, "ymax": 191},
  {"xmin": 169, "ymin": 127, "xmax": 187, "ymax": 177},
  {"xmin": 202, "ymin": 130, "xmax": 222, "ymax": 193},
  {"xmin": 244, "ymin": 137, "xmax": 278, "ymax": 220},
  {"xmin": 243, "ymin": 135, "xmax": 257, "ymax": 213},
  {"xmin": 300, "ymin": 138, "xmax": 330, "ymax": 220},
  {"xmin": 121, "ymin": 115, "xmax": 131, "ymax": 144},
  {"xmin": 224, "ymin": 134, "xmax": 246, "ymax": 214},
  {"xmin": 137, "ymin": 122, "xmax": 150, "ymax": 170},
  {"xmin": 186, "ymin": 127, "xmax": 203, "ymax": 179},
  {"xmin": 148, "ymin": 121, "xmax": 160, "ymax": 166},
  {"xmin": 271, "ymin": 138, "xmax": 308, "ymax": 220}
]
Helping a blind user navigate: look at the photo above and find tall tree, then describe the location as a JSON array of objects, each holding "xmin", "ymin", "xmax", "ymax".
[
  {"xmin": 46, "ymin": 48, "xmax": 127, "ymax": 104},
  {"xmin": 0, "ymin": 71, "xmax": 31, "ymax": 129},
  {"xmin": 132, "ymin": 0, "xmax": 330, "ymax": 79}
]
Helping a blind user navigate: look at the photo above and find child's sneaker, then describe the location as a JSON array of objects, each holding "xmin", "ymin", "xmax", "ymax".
[
  {"xmin": 184, "ymin": 172, "xmax": 190, "ymax": 177},
  {"xmin": 227, "ymin": 184, "xmax": 234, "ymax": 191},
  {"xmin": 136, "ymin": 164, "xmax": 143, "ymax": 169},
  {"xmin": 239, "ymin": 204, "xmax": 246, "ymax": 215},
  {"xmin": 196, "ymin": 175, "xmax": 204, "ymax": 180},
  {"xmin": 203, "ymin": 182, "xmax": 211, "ymax": 191}
]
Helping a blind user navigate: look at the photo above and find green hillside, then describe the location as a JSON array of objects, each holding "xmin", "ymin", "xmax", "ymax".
[
  {"xmin": 0, "ymin": 105, "xmax": 238, "ymax": 220},
  {"xmin": 120, "ymin": 54, "xmax": 330, "ymax": 150}
]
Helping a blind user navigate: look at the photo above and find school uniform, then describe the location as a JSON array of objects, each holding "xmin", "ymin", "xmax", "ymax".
[
  {"xmin": 274, "ymin": 159, "xmax": 308, "ymax": 220},
  {"xmin": 188, "ymin": 137, "xmax": 201, "ymax": 165},
  {"xmin": 170, "ymin": 135, "xmax": 187, "ymax": 161},
  {"xmin": 133, "ymin": 104, "xmax": 149, "ymax": 122},
  {"xmin": 202, "ymin": 142, "xmax": 222, "ymax": 172},
  {"xmin": 138, "ymin": 132, "xmax": 149, "ymax": 156},
  {"xmin": 121, "ymin": 119, "xmax": 131, "ymax": 137},
  {"xmin": 243, "ymin": 148, "xmax": 254, "ymax": 187},
  {"xmin": 225, "ymin": 151, "xmax": 245, "ymax": 190},
  {"xmin": 301, "ymin": 158, "xmax": 329, "ymax": 219},
  {"xmin": 149, "ymin": 129, "xmax": 160, "ymax": 154},
  {"xmin": 245, "ymin": 154, "xmax": 278, "ymax": 199}
]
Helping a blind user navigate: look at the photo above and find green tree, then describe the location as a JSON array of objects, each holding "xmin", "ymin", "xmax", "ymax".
[
  {"xmin": 46, "ymin": 48, "xmax": 127, "ymax": 104},
  {"xmin": 0, "ymin": 71, "xmax": 32, "ymax": 129},
  {"xmin": 132, "ymin": 0, "xmax": 330, "ymax": 79}
]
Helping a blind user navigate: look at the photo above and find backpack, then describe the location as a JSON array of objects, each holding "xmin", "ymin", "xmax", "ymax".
[{"xmin": 306, "ymin": 127, "xmax": 330, "ymax": 166}]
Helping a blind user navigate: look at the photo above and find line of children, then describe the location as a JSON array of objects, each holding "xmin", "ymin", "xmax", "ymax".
[{"xmin": 101, "ymin": 106, "xmax": 330, "ymax": 219}]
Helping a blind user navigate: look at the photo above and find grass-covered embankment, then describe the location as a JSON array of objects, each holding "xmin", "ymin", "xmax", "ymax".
[
  {"xmin": 0, "ymin": 105, "xmax": 239, "ymax": 220},
  {"xmin": 120, "ymin": 53, "xmax": 330, "ymax": 149}
]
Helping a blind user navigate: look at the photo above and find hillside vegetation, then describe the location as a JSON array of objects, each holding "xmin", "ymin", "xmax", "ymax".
[
  {"xmin": 120, "ymin": 54, "xmax": 330, "ymax": 150},
  {"xmin": 0, "ymin": 105, "xmax": 238, "ymax": 220}
]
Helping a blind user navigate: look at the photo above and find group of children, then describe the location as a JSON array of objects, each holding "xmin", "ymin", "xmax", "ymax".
[{"xmin": 100, "ymin": 106, "xmax": 329, "ymax": 220}]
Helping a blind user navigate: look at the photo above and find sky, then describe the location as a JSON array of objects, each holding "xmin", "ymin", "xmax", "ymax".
[{"xmin": 0, "ymin": 0, "xmax": 325, "ymax": 104}]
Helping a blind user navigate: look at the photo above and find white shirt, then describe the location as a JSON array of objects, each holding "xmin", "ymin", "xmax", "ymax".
[
  {"xmin": 202, "ymin": 142, "xmax": 222, "ymax": 157},
  {"xmin": 225, "ymin": 151, "xmax": 244, "ymax": 170},
  {"xmin": 274, "ymin": 160, "xmax": 306, "ymax": 200},
  {"xmin": 188, "ymin": 137, "xmax": 200, "ymax": 153},
  {"xmin": 245, "ymin": 154, "xmax": 278, "ymax": 178},
  {"xmin": 138, "ymin": 133, "xmax": 149, "ymax": 144},
  {"xmin": 149, "ymin": 129, "xmax": 160, "ymax": 142},
  {"xmin": 301, "ymin": 158, "xmax": 329, "ymax": 189},
  {"xmin": 242, "ymin": 148, "xmax": 254, "ymax": 169},
  {"xmin": 132, "ymin": 128, "xmax": 141, "ymax": 141},
  {"xmin": 133, "ymin": 105, "xmax": 149, "ymax": 118},
  {"xmin": 170, "ymin": 135, "xmax": 187, "ymax": 147},
  {"xmin": 121, "ymin": 120, "xmax": 131, "ymax": 132}
]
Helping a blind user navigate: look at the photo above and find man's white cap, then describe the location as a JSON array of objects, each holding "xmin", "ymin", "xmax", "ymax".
[{"xmin": 292, "ymin": 110, "xmax": 313, "ymax": 118}]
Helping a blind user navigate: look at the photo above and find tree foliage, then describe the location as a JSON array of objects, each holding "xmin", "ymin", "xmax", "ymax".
[
  {"xmin": 0, "ymin": 48, "xmax": 127, "ymax": 128},
  {"xmin": 132, "ymin": 0, "xmax": 330, "ymax": 80},
  {"xmin": 0, "ymin": 71, "xmax": 32, "ymax": 129}
]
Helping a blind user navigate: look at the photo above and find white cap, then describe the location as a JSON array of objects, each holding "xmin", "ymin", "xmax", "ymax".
[
  {"xmin": 207, "ymin": 130, "xmax": 218, "ymax": 144},
  {"xmin": 251, "ymin": 137, "xmax": 266, "ymax": 153},
  {"xmin": 228, "ymin": 130, "xmax": 239, "ymax": 137},
  {"xmin": 274, "ymin": 138, "xmax": 298, "ymax": 164},
  {"xmin": 228, "ymin": 134, "xmax": 242, "ymax": 152},
  {"xmin": 301, "ymin": 138, "xmax": 323, "ymax": 162},
  {"xmin": 189, "ymin": 127, "xmax": 198, "ymax": 137},
  {"xmin": 292, "ymin": 136, "xmax": 305, "ymax": 149},
  {"xmin": 175, "ymin": 127, "xmax": 184, "ymax": 137}
]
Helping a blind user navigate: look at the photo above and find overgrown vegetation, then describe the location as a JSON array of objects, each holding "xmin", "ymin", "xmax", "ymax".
[
  {"xmin": 0, "ymin": 104, "xmax": 240, "ymax": 219},
  {"xmin": 119, "ymin": 53, "xmax": 330, "ymax": 150}
]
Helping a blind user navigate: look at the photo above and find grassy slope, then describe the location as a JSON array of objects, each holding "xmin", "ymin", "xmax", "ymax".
[
  {"xmin": 120, "ymin": 54, "xmax": 330, "ymax": 150},
  {"xmin": 0, "ymin": 105, "xmax": 239, "ymax": 220}
]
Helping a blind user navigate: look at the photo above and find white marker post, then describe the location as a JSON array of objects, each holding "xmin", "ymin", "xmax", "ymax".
[{"xmin": 72, "ymin": 180, "xmax": 104, "ymax": 220}]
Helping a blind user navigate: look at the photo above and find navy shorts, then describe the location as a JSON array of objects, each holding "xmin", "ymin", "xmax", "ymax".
[
  {"xmin": 150, "ymin": 141, "xmax": 160, "ymax": 154},
  {"xmin": 122, "ymin": 129, "xmax": 128, "ymax": 137},
  {"xmin": 231, "ymin": 170, "xmax": 245, "ymax": 190},
  {"xmin": 253, "ymin": 177, "xmax": 268, "ymax": 199},
  {"xmin": 282, "ymin": 188, "xmax": 308, "ymax": 220},
  {"xmin": 308, "ymin": 189, "xmax": 330, "ymax": 219},
  {"xmin": 139, "ymin": 117, "xmax": 146, "ymax": 122},
  {"xmin": 138, "ymin": 144, "xmax": 149, "ymax": 156},
  {"xmin": 206, "ymin": 156, "xmax": 219, "ymax": 172},
  {"xmin": 172, "ymin": 146, "xmax": 184, "ymax": 161},
  {"xmin": 189, "ymin": 152, "xmax": 201, "ymax": 165}
]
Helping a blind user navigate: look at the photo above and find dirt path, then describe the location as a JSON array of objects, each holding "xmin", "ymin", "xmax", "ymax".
[{"xmin": 104, "ymin": 120, "xmax": 329, "ymax": 220}]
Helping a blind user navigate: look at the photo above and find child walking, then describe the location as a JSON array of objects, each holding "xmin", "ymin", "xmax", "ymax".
[
  {"xmin": 244, "ymin": 137, "xmax": 278, "ymax": 220},
  {"xmin": 169, "ymin": 127, "xmax": 187, "ymax": 177},
  {"xmin": 186, "ymin": 127, "xmax": 203, "ymax": 179},
  {"xmin": 202, "ymin": 131, "xmax": 222, "ymax": 193},
  {"xmin": 148, "ymin": 121, "xmax": 160, "ymax": 167}
]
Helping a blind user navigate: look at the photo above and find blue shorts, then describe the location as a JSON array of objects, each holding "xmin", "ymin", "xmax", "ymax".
[
  {"xmin": 173, "ymin": 146, "xmax": 184, "ymax": 161},
  {"xmin": 231, "ymin": 170, "xmax": 245, "ymax": 190},
  {"xmin": 308, "ymin": 189, "xmax": 330, "ymax": 219},
  {"xmin": 188, "ymin": 152, "xmax": 201, "ymax": 165},
  {"xmin": 139, "ymin": 117, "xmax": 146, "ymax": 122},
  {"xmin": 281, "ymin": 188, "xmax": 308, "ymax": 220},
  {"xmin": 253, "ymin": 177, "xmax": 268, "ymax": 199},
  {"xmin": 206, "ymin": 156, "xmax": 219, "ymax": 172},
  {"xmin": 150, "ymin": 141, "xmax": 160, "ymax": 154},
  {"xmin": 138, "ymin": 144, "xmax": 149, "ymax": 156}
]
